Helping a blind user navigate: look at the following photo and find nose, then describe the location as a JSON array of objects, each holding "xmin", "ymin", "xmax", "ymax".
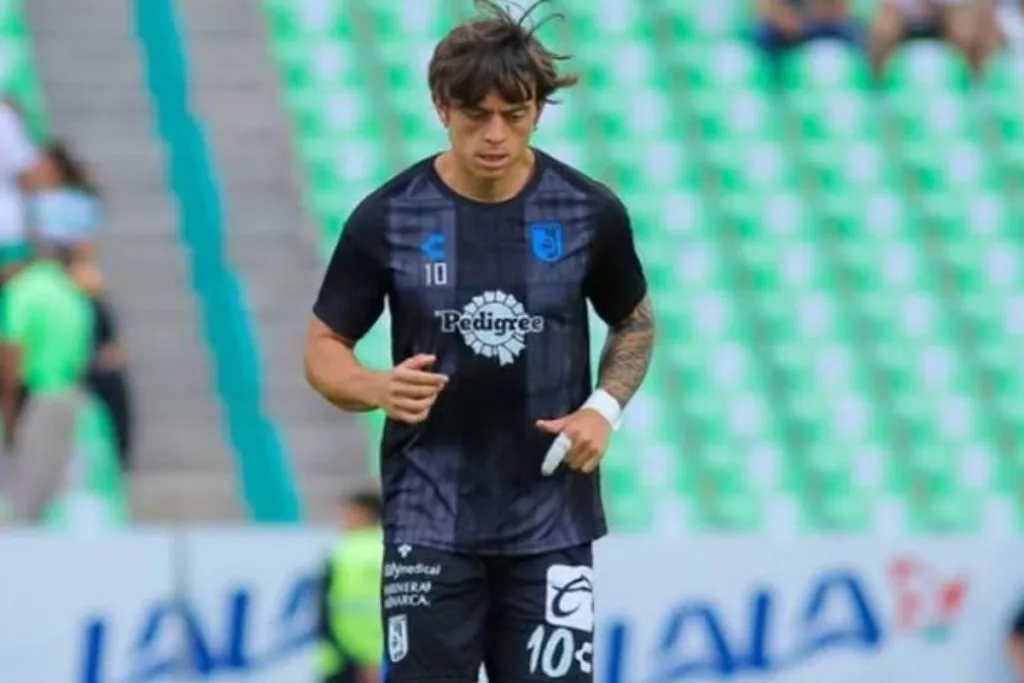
[{"xmin": 483, "ymin": 115, "xmax": 509, "ymax": 144}]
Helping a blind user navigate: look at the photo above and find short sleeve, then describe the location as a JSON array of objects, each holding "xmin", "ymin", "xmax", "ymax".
[
  {"xmin": 584, "ymin": 194, "xmax": 648, "ymax": 326},
  {"xmin": 312, "ymin": 199, "xmax": 389, "ymax": 342},
  {"xmin": 2, "ymin": 287, "xmax": 29, "ymax": 345},
  {"xmin": 0, "ymin": 104, "xmax": 39, "ymax": 180}
]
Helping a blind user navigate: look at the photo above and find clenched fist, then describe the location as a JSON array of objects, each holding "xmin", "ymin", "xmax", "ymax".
[{"xmin": 374, "ymin": 354, "xmax": 448, "ymax": 424}]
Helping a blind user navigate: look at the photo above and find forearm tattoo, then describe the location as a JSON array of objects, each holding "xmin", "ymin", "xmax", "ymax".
[{"xmin": 597, "ymin": 295, "xmax": 655, "ymax": 407}]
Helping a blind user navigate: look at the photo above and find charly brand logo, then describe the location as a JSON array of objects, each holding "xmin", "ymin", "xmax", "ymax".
[
  {"xmin": 436, "ymin": 290, "xmax": 544, "ymax": 366},
  {"xmin": 544, "ymin": 565, "xmax": 594, "ymax": 632}
]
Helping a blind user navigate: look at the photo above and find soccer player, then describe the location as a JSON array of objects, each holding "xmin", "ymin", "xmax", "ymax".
[{"xmin": 303, "ymin": 2, "xmax": 655, "ymax": 681}]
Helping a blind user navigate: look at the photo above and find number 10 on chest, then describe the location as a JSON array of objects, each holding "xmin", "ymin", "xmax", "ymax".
[{"xmin": 424, "ymin": 261, "xmax": 449, "ymax": 286}]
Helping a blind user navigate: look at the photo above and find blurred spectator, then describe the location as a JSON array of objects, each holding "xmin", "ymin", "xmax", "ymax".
[
  {"xmin": 317, "ymin": 490, "xmax": 384, "ymax": 683},
  {"xmin": 31, "ymin": 141, "xmax": 102, "ymax": 261},
  {"xmin": 976, "ymin": 0, "xmax": 1024, "ymax": 59},
  {"xmin": 0, "ymin": 243, "xmax": 93, "ymax": 523},
  {"xmin": 64, "ymin": 251, "xmax": 134, "ymax": 470},
  {"xmin": 1008, "ymin": 602, "xmax": 1024, "ymax": 681},
  {"xmin": 0, "ymin": 97, "xmax": 51, "ymax": 279},
  {"xmin": 869, "ymin": 0, "xmax": 975, "ymax": 74},
  {"xmin": 754, "ymin": 0, "xmax": 862, "ymax": 55}
]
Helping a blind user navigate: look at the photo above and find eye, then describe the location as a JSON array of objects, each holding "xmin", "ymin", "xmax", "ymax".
[{"xmin": 507, "ymin": 110, "xmax": 527, "ymax": 121}]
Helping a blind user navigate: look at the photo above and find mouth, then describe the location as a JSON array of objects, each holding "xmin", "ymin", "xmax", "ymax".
[{"xmin": 476, "ymin": 152, "xmax": 509, "ymax": 169}]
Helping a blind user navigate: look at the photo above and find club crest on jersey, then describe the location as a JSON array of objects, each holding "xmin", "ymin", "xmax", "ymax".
[
  {"xmin": 529, "ymin": 222, "xmax": 564, "ymax": 263},
  {"xmin": 435, "ymin": 290, "xmax": 544, "ymax": 366}
]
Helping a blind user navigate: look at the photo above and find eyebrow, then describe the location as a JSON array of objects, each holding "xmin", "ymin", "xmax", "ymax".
[{"xmin": 463, "ymin": 105, "xmax": 529, "ymax": 114}]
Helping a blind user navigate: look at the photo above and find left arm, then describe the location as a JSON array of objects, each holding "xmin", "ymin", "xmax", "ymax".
[
  {"xmin": 1, "ymin": 344, "xmax": 21, "ymax": 450},
  {"xmin": 537, "ymin": 193, "xmax": 654, "ymax": 474},
  {"xmin": 596, "ymin": 294, "xmax": 655, "ymax": 407},
  {"xmin": 0, "ymin": 290, "xmax": 27, "ymax": 451},
  {"xmin": 586, "ymin": 192, "xmax": 655, "ymax": 410}
]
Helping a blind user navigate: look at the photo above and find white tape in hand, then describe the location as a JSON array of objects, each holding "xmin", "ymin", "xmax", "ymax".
[
  {"xmin": 539, "ymin": 390, "xmax": 623, "ymax": 476},
  {"xmin": 541, "ymin": 433, "xmax": 572, "ymax": 476}
]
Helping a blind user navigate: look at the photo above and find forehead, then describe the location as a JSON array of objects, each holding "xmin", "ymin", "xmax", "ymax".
[{"xmin": 459, "ymin": 90, "xmax": 535, "ymax": 112}]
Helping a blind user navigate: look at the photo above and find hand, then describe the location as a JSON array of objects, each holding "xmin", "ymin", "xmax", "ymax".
[
  {"xmin": 536, "ymin": 408, "xmax": 613, "ymax": 475},
  {"xmin": 376, "ymin": 354, "xmax": 448, "ymax": 425}
]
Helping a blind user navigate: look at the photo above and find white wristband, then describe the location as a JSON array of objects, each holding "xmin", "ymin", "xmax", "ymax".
[{"xmin": 581, "ymin": 388, "xmax": 622, "ymax": 431}]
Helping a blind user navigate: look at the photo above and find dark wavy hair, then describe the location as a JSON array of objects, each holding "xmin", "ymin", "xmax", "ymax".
[
  {"xmin": 46, "ymin": 140, "xmax": 100, "ymax": 197},
  {"xmin": 428, "ymin": 0, "xmax": 578, "ymax": 108}
]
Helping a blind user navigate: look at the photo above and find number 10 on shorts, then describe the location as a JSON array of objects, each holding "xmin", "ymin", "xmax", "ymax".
[{"xmin": 526, "ymin": 625, "xmax": 593, "ymax": 679}]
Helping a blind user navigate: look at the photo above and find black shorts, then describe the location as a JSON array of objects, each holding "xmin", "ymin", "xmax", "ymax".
[{"xmin": 381, "ymin": 542, "xmax": 594, "ymax": 683}]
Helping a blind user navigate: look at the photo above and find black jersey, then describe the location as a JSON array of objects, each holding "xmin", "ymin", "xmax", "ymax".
[{"xmin": 313, "ymin": 149, "xmax": 647, "ymax": 554}]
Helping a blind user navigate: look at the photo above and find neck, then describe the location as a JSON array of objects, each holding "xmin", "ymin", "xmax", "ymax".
[{"xmin": 437, "ymin": 149, "xmax": 535, "ymax": 203}]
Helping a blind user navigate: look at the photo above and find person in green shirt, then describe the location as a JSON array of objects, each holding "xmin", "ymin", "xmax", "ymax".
[
  {"xmin": 318, "ymin": 489, "xmax": 385, "ymax": 683},
  {"xmin": 0, "ymin": 243, "xmax": 93, "ymax": 523}
]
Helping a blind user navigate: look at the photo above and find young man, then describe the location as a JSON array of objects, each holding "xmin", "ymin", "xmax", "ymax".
[
  {"xmin": 317, "ymin": 490, "xmax": 385, "ymax": 683},
  {"xmin": 303, "ymin": 2, "xmax": 655, "ymax": 681}
]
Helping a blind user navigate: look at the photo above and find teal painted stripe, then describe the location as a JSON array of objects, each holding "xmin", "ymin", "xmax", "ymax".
[{"xmin": 133, "ymin": 0, "xmax": 302, "ymax": 522}]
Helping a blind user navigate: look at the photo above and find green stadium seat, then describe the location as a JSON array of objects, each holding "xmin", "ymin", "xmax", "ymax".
[
  {"xmin": 794, "ymin": 92, "xmax": 883, "ymax": 142},
  {"xmin": 654, "ymin": 0, "xmax": 746, "ymax": 42},
  {"xmin": 809, "ymin": 140, "xmax": 902, "ymax": 199},
  {"xmin": 682, "ymin": 41, "xmax": 772, "ymax": 98},
  {"xmin": 782, "ymin": 40, "xmax": 872, "ymax": 99},
  {"xmin": 893, "ymin": 92, "xmax": 982, "ymax": 142},
  {"xmin": 883, "ymin": 41, "xmax": 972, "ymax": 96}
]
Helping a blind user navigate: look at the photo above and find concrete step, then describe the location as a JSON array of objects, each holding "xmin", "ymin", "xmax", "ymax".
[
  {"xmin": 129, "ymin": 471, "xmax": 244, "ymax": 523},
  {"xmin": 299, "ymin": 474, "xmax": 376, "ymax": 522},
  {"xmin": 29, "ymin": 2, "xmax": 134, "ymax": 33},
  {"xmin": 176, "ymin": 0, "xmax": 267, "ymax": 32},
  {"xmin": 133, "ymin": 420, "xmax": 231, "ymax": 466},
  {"xmin": 46, "ymin": 89, "xmax": 152, "ymax": 119},
  {"xmin": 52, "ymin": 117, "xmax": 156, "ymax": 146}
]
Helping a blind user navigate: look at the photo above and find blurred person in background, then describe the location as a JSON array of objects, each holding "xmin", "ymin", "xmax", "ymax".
[
  {"xmin": 31, "ymin": 141, "xmax": 102, "ymax": 261},
  {"xmin": 0, "ymin": 243, "xmax": 94, "ymax": 523},
  {"xmin": 754, "ymin": 0, "xmax": 862, "ymax": 55},
  {"xmin": 0, "ymin": 97, "xmax": 50, "ymax": 279},
  {"xmin": 975, "ymin": 0, "xmax": 1024, "ymax": 59},
  {"xmin": 63, "ymin": 250, "xmax": 133, "ymax": 470},
  {"xmin": 869, "ymin": 0, "xmax": 975, "ymax": 73},
  {"xmin": 317, "ymin": 490, "xmax": 384, "ymax": 683},
  {"xmin": 1008, "ymin": 603, "xmax": 1024, "ymax": 681}
]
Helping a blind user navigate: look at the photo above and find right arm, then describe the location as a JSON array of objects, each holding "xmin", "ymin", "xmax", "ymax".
[
  {"xmin": 304, "ymin": 204, "xmax": 389, "ymax": 412},
  {"xmin": 304, "ymin": 319, "xmax": 385, "ymax": 412},
  {"xmin": 304, "ymin": 204, "xmax": 447, "ymax": 421}
]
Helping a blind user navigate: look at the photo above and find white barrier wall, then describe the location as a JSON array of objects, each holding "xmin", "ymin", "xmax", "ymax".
[{"xmin": 0, "ymin": 530, "xmax": 1021, "ymax": 683}]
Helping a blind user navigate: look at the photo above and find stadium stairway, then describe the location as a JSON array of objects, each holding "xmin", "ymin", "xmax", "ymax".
[
  {"xmin": 175, "ymin": 0, "xmax": 370, "ymax": 521},
  {"xmin": 25, "ymin": 0, "xmax": 242, "ymax": 521}
]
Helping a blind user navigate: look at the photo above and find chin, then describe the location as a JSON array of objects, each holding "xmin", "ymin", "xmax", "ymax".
[{"xmin": 472, "ymin": 163, "xmax": 511, "ymax": 180}]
